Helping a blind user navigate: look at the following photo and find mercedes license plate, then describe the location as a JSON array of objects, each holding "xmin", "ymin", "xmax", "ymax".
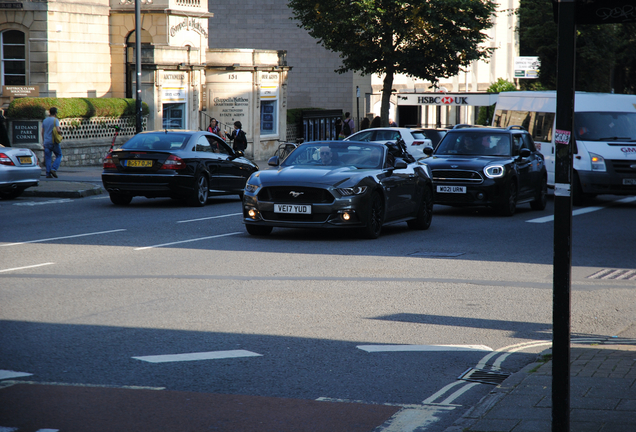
[
  {"xmin": 437, "ymin": 185, "xmax": 466, "ymax": 193},
  {"xmin": 274, "ymin": 204, "xmax": 312, "ymax": 214},
  {"xmin": 18, "ymin": 156, "xmax": 32, "ymax": 164},
  {"xmin": 125, "ymin": 159, "xmax": 152, "ymax": 167},
  {"xmin": 623, "ymin": 178, "xmax": 636, "ymax": 186}
]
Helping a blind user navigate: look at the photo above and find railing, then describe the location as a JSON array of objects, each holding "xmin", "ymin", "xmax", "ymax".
[{"xmin": 58, "ymin": 116, "xmax": 146, "ymax": 141}]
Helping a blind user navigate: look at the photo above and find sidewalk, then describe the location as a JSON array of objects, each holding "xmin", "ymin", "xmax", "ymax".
[{"xmin": 444, "ymin": 342, "xmax": 636, "ymax": 432}]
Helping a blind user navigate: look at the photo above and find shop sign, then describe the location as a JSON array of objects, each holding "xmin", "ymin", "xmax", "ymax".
[
  {"xmin": 162, "ymin": 87, "xmax": 186, "ymax": 103},
  {"xmin": 3, "ymin": 85, "xmax": 39, "ymax": 98},
  {"xmin": 397, "ymin": 93, "xmax": 499, "ymax": 106},
  {"xmin": 514, "ymin": 57, "xmax": 540, "ymax": 79},
  {"xmin": 12, "ymin": 121, "xmax": 39, "ymax": 144},
  {"xmin": 213, "ymin": 94, "xmax": 249, "ymax": 122}
]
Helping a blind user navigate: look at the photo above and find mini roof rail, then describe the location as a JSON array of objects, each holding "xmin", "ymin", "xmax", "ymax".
[
  {"xmin": 506, "ymin": 125, "xmax": 527, "ymax": 131},
  {"xmin": 452, "ymin": 124, "xmax": 490, "ymax": 129}
]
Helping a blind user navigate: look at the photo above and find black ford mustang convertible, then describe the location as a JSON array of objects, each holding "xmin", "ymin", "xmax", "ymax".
[{"xmin": 242, "ymin": 140, "xmax": 434, "ymax": 238}]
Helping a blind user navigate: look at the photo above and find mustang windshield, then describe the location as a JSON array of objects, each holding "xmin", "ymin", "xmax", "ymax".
[
  {"xmin": 436, "ymin": 133, "xmax": 511, "ymax": 156},
  {"xmin": 121, "ymin": 133, "xmax": 189, "ymax": 151},
  {"xmin": 283, "ymin": 143, "xmax": 385, "ymax": 169}
]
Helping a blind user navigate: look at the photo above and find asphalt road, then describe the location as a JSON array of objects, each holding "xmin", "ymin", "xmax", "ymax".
[{"xmin": 1, "ymin": 190, "xmax": 635, "ymax": 431}]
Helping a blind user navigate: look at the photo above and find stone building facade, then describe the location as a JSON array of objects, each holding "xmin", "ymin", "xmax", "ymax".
[{"xmin": 0, "ymin": 0, "xmax": 290, "ymax": 162}]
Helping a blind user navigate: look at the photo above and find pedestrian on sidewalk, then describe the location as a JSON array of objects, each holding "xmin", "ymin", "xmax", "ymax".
[
  {"xmin": 342, "ymin": 112, "xmax": 355, "ymax": 137},
  {"xmin": 42, "ymin": 107, "xmax": 62, "ymax": 178},
  {"xmin": 225, "ymin": 121, "xmax": 248, "ymax": 152}
]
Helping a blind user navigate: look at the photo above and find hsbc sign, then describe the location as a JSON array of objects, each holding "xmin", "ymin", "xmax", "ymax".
[{"xmin": 397, "ymin": 93, "xmax": 499, "ymax": 107}]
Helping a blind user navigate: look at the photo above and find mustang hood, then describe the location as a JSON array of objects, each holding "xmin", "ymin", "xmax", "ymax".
[{"xmin": 259, "ymin": 165, "xmax": 371, "ymax": 187}]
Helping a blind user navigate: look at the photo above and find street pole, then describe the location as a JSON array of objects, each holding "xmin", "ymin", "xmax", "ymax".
[
  {"xmin": 356, "ymin": 86, "xmax": 360, "ymax": 131},
  {"xmin": 135, "ymin": 0, "xmax": 143, "ymax": 134},
  {"xmin": 553, "ymin": 0, "xmax": 576, "ymax": 430}
]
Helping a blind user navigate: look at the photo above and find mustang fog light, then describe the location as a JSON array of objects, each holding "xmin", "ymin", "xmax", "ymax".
[
  {"xmin": 342, "ymin": 212, "xmax": 351, "ymax": 221},
  {"xmin": 246, "ymin": 207, "xmax": 261, "ymax": 220},
  {"xmin": 477, "ymin": 192, "xmax": 485, "ymax": 200}
]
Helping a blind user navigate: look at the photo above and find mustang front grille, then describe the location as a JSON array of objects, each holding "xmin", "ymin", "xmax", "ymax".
[{"xmin": 258, "ymin": 187, "xmax": 335, "ymax": 204}]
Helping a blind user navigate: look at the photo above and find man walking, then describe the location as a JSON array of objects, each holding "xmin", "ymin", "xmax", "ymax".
[{"xmin": 41, "ymin": 107, "xmax": 62, "ymax": 178}]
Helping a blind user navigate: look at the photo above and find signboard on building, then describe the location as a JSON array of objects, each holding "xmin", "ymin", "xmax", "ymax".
[
  {"xmin": 514, "ymin": 57, "xmax": 540, "ymax": 79},
  {"xmin": 396, "ymin": 93, "xmax": 499, "ymax": 107},
  {"xmin": 2, "ymin": 85, "xmax": 39, "ymax": 98},
  {"xmin": 168, "ymin": 16, "xmax": 208, "ymax": 45},
  {"xmin": 161, "ymin": 72, "xmax": 186, "ymax": 103},
  {"xmin": 12, "ymin": 121, "xmax": 39, "ymax": 145}
]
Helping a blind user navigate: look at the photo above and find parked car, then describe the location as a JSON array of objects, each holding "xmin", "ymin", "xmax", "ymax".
[
  {"xmin": 102, "ymin": 130, "xmax": 258, "ymax": 206},
  {"xmin": 0, "ymin": 144, "xmax": 41, "ymax": 199},
  {"xmin": 344, "ymin": 127, "xmax": 433, "ymax": 159},
  {"xmin": 242, "ymin": 140, "xmax": 434, "ymax": 238},
  {"xmin": 422, "ymin": 126, "xmax": 547, "ymax": 216}
]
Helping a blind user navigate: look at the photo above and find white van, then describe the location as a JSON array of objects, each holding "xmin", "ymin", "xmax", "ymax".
[{"xmin": 493, "ymin": 91, "xmax": 636, "ymax": 203}]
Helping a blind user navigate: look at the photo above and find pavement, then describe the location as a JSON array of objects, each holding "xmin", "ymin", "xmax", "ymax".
[{"xmin": 9, "ymin": 165, "xmax": 636, "ymax": 432}]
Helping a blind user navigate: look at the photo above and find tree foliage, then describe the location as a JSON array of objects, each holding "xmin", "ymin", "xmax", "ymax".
[
  {"xmin": 288, "ymin": 0, "xmax": 497, "ymax": 126},
  {"xmin": 518, "ymin": 0, "xmax": 636, "ymax": 94},
  {"xmin": 476, "ymin": 78, "xmax": 517, "ymax": 125}
]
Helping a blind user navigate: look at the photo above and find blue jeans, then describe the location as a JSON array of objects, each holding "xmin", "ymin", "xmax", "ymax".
[{"xmin": 44, "ymin": 143, "xmax": 62, "ymax": 174}]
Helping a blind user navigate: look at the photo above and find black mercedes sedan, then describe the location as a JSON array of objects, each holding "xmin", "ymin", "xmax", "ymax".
[
  {"xmin": 423, "ymin": 126, "xmax": 548, "ymax": 216},
  {"xmin": 242, "ymin": 140, "xmax": 434, "ymax": 238},
  {"xmin": 102, "ymin": 130, "xmax": 258, "ymax": 206}
]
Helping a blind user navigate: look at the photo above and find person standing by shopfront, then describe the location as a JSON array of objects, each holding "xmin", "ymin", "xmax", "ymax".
[
  {"xmin": 342, "ymin": 112, "xmax": 355, "ymax": 137},
  {"xmin": 225, "ymin": 121, "xmax": 248, "ymax": 152},
  {"xmin": 41, "ymin": 107, "xmax": 62, "ymax": 178}
]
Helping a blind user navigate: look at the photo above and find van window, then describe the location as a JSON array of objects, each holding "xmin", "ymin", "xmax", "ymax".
[
  {"xmin": 494, "ymin": 109, "xmax": 554, "ymax": 143},
  {"xmin": 574, "ymin": 112, "xmax": 636, "ymax": 141}
]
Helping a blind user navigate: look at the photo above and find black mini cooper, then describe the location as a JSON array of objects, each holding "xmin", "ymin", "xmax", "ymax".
[{"xmin": 423, "ymin": 126, "xmax": 547, "ymax": 216}]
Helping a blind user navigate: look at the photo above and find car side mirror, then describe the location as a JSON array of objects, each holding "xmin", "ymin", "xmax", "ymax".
[
  {"xmin": 234, "ymin": 150, "xmax": 245, "ymax": 158},
  {"xmin": 394, "ymin": 159, "xmax": 408, "ymax": 169},
  {"xmin": 519, "ymin": 148, "xmax": 531, "ymax": 158},
  {"xmin": 423, "ymin": 147, "xmax": 434, "ymax": 156},
  {"xmin": 268, "ymin": 155, "xmax": 280, "ymax": 166}
]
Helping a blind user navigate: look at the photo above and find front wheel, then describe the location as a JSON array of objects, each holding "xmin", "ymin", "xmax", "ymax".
[
  {"xmin": 498, "ymin": 180, "xmax": 517, "ymax": 216},
  {"xmin": 245, "ymin": 224, "xmax": 273, "ymax": 236},
  {"xmin": 530, "ymin": 176, "xmax": 548, "ymax": 210},
  {"xmin": 109, "ymin": 192, "xmax": 132, "ymax": 206},
  {"xmin": 188, "ymin": 173, "xmax": 209, "ymax": 207},
  {"xmin": 407, "ymin": 186, "xmax": 433, "ymax": 230},
  {"xmin": 360, "ymin": 191, "xmax": 384, "ymax": 239}
]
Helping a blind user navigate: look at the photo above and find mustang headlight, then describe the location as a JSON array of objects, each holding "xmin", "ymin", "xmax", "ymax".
[
  {"xmin": 589, "ymin": 152, "xmax": 606, "ymax": 172},
  {"xmin": 245, "ymin": 183, "xmax": 260, "ymax": 193},
  {"xmin": 336, "ymin": 186, "xmax": 368, "ymax": 196},
  {"xmin": 484, "ymin": 164, "xmax": 505, "ymax": 179}
]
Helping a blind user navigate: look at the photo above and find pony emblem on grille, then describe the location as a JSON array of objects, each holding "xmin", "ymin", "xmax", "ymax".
[{"xmin": 289, "ymin": 191, "xmax": 304, "ymax": 198}]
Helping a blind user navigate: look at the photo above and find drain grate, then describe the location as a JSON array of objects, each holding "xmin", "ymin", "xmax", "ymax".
[
  {"xmin": 458, "ymin": 368, "xmax": 511, "ymax": 385},
  {"xmin": 408, "ymin": 251, "xmax": 465, "ymax": 258},
  {"xmin": 587, "ymin": 269, "xmax": 636, "ymax": 281}
]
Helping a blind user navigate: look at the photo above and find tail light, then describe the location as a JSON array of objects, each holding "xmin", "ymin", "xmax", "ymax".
[
  {"xmin": 411, "ymin": 141, "xmax": 426, "ymax": 146},
  {"xmin": 160, "ymin": 154, "xmax": 186, "ymax": 170},
  {"xmin": 103, "ymin": 153, "xmax": 117, "ymax": 169},
  {"xmin": 0, "ymin": 153, "xmax": 15, "ymax": 166}
]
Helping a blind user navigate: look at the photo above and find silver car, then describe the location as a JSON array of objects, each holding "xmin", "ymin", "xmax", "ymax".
[
  {"xmin": 344, "ymin": 127, "xmax": 434, "ymax": 159},
  {"xmin": 0, "ymin": 144, "xmax": 41, "ymax": 199}
]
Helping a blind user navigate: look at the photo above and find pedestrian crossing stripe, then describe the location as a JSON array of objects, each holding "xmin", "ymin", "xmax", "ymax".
[{"xmin": 133, "ymin": 350, "xmax": 263, "ymax": 363}]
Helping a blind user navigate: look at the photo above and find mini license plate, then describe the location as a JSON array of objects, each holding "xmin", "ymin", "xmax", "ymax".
[
  {"xmin": 125, "ymin": 159, "xmax": 153, "ymax": 167},
  {"xmin": 623, "ymin": 178, "xmax": 636, "ymax": 185},
  {"xmin": 437, "ymin": 185, "xmax": 467, "ymax": 193},
  {"xmin": 274, "ymin": 204, "xmax": 312, "ymax": 214},
  {"xmin": 18, "ymin": 156, "xmax": 32, "ymax": 164}
]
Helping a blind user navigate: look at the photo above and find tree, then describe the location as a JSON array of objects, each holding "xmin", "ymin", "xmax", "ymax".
[
  {"xmin": 477, "ymin": 78, "xmax": 517, "ymax": 125},
  {"xmin": 518, "ymin": 0, "xmax": 636, "ymax": 94},
  {"xmin": 288, "ymin": 0, "xmax": 497, "ymax": 126}
]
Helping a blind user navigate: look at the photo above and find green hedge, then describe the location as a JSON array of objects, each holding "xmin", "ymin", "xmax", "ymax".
[{"xmin": 7, "ymin": 97, "xmax": 150, "ymax": 119}]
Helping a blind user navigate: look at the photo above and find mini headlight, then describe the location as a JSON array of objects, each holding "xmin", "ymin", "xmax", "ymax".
[
  {"xmin": 589, "ymin": 152, "xmax": 606, "ymax": 172},
  {"xmin": 484, "ymin": 165, "xmax": 505, "ymax": 178},
  {"xmin": 336, "ymin": 186, "xmax": 368, "ymax": 196}
]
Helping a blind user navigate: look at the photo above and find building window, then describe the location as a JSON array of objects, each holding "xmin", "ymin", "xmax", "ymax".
[
  {"xmin": 1, "ymin": 30, "xmax": 26, "ymax": 86},
  {"xmin": 261, "ymin": 100, "xmax": 277, "ymax": 135}
]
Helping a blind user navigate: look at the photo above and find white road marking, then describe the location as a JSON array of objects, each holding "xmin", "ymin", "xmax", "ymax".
[
  {"xmin": 357, "ymin": 344, "xmax": 492, "ymax": 353},
  {"xmin": 0, "ymin": 262, "xmax": 54, "ymax": 273},
  {"xmin": 177, "ymin": 212, "xmax": 242, "ymax": 223},
  {"xmin": 439, "ymin": 381, "xmax": 481, "ymax": 405},
  {"xmin": 13, "ymin": 199, "xmax": 73, "ymax": 206},
  {"xmin": 422, "ymin": 381, "xmax": 466, "ymax": 404},
  {"xmin": 0, "ymin": 370, "xmax": 33, "ymax": 380},
  {"xmin": 134, "ymin": 231, "xmax": 242, "ymax": 250},
  {"xmin": 1, "ymin": 229, "xmax": 126, "ymax": 247},
  {"xmin": 374, "ymin": 405, "xmax": 457, "ymax": 432},
  {"xmin": 476, "ymin": 340, "xmax": 551, "ymax": 370},
  {"xmin": 133, "ymin": 350, "xmax": 262, "ymax": 363},
  {"xmin": 527, "ymin": 196, "xmax": 636, "ymax": 223}
]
